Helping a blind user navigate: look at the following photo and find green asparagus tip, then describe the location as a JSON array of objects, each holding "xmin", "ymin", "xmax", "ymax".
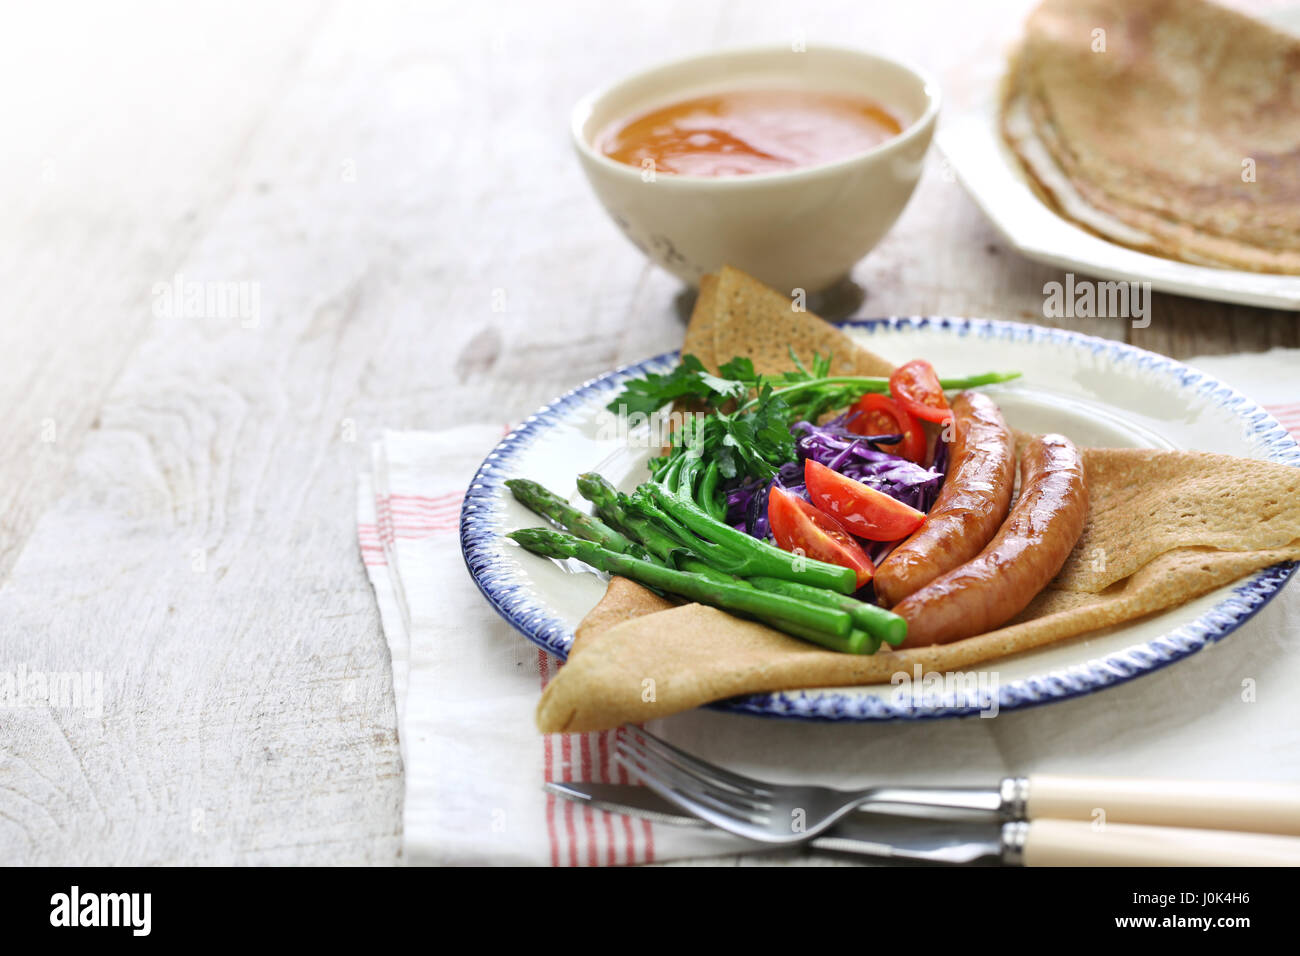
[
  {"xmin": 879, "ymin": 614, "xmax": 907, "ymax": 647},
  {"xmin": 506, "ymin": 527, "xmax": 570, "ymax": 559},
  {"xmin": 846, "ymin": 630, "xmax": 879, "ymax": 655}
]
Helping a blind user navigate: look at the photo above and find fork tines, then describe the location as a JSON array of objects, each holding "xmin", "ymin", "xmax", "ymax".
[{"xmin": 615, "ymin": 725, "xmax": 776, "ymax": 833}]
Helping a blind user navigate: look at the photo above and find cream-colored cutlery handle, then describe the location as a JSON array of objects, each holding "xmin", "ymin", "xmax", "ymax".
[
  {"xmin": 1025, "ymin": 775, "xmax": 1300, "ymax": 834},
  {"xmin": 1020, "ymin": 819, "xmax": 1300, "ymax": 867}
]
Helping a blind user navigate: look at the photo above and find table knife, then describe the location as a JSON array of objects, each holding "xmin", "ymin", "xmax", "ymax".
[
  {"xmin": 546, "ymin": 780, "xmax": 1300, "ymax": 866},
  {"xmin": 551, "ymin": 775, "xmax": 1300, "ymax": 833},
  {"xmin": 548, "ymin": 780, "xmax": 1006, "ymax": 862}
]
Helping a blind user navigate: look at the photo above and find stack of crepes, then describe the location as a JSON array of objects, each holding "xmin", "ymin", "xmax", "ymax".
[
  {"xmin": 1001, "ymin": 0, "xmax": 1300, "ymax": 274},
  {"xmin": 534, "ymin": 267, "xmax": 1300, "ymax": 733}
]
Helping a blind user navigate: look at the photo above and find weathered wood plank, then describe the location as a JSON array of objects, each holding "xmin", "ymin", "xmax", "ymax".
[{"xmin": 0, "ymin": 0, "xmax": 1291, "ymax": 865}]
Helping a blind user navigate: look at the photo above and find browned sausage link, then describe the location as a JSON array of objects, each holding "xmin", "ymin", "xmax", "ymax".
[
  {"xmin": 873, "ymin": 391, "xmax": 1015, "ymax": 607},
  {"xmin": 893, "ymin": 434, "xmax": 1087, "ymax": 648}
]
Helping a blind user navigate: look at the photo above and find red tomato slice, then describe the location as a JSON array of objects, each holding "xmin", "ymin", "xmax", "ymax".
[
  {"xmin": 803, "ymin": 459, "xmax": 927, "ymax": 542},
  {"xmin": 889, "ymin": 359, "xmax": 952, "ymax": 424},
  {"xmin": 848, "ymin": 392, "xmax": 926, "ymax": 463},
  {"xmin": 767, "ymin": 487, "xmax": 875, "ymax": 589}
]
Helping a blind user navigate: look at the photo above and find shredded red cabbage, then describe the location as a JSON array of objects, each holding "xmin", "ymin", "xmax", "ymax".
[{"xmin": 724, "ymin": 417, "xmax": 946, "ymax": 541}]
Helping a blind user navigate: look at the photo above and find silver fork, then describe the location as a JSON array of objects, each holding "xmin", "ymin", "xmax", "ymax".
[{"xmin": 614, "ymin": 725, "xmax": 1012, "ymax": 844}]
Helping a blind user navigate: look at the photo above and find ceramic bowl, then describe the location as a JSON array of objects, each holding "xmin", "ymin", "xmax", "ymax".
[{"xmin": 571, "ymin": 44, "xmax": 941, "ymax": 293}]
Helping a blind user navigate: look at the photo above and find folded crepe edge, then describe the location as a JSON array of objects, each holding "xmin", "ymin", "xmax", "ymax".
[
  {"xmin": 569, "ymin": 575, "xmax": 675, "ymax": 657},
  {"xmin": 537, "ymin": 543, "xmax": 1300, "ymax": 733}
]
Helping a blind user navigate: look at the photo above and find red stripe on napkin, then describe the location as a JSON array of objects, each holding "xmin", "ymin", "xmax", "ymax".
[
  {"xmin": 539, "ymin": 650, "xmax": 561, "ymax": 867},
  {"xmin": 535, "ymin": 651, "xmax": 655, "ymax": 866},
  {"xmin": 388, "ymin": 491, "xmax": 465, "ymax": 507},
  {"xmin": 368, "ymin": 433, "xmax": 661, "ymax": 866},
  {"xmin": 371, "ymin": 493, "xmax": 463, "ymax": 539},
  {"xmin": 1264, "ymin": 403, "xmax": 1300, "ymax": 439},
  {"xmin": 597, "ymin": 732, "xmax": 617, "ymax": 865},
  {"xmin": 356, "ymin": 523, "xmax": 387, "ymax": 567}
]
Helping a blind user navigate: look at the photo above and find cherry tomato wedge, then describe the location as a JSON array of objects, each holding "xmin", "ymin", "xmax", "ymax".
[
  {"xmin": 848, "ymin": 392, "xmax": 926, "ymax": 463},
  {"xmin": 804, "ymin": 459, "xmax": 927, "ymax": 542},
  {"xmin": 767, "ymin": 486, "xmax": 875, "ymax": 589},
  {"xmin": 889, "ymin": 359, "xmax": 952, "ymax": 424}
]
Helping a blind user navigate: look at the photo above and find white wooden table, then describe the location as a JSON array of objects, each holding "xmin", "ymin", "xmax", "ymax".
[{"xmin": 0, "ymin": 0, "xmax": 1294, "ymax": 865}]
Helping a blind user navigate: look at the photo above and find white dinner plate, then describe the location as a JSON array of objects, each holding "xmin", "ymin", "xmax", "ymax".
[
  {"xmin": 461, "ymin": 318, "xmax": 1298, "ymax": 721},
  {"xmin": 937, "ymin": 8, "xmax": 1300, "ymax": 312}
]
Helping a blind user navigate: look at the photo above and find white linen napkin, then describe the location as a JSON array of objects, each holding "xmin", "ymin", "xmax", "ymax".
[
  {"xmin": 359, "ymin": 426, "xmax": 745, "ymax": 865},
  {"xmin": 359, "ymin": 349, "xmax": 1300, "ymax": 866}
]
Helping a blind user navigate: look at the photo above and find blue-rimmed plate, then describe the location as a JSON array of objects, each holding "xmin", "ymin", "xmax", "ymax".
[{"xmin": 461, "ymin": 318, "xmax": 1298, "ymax": 721}]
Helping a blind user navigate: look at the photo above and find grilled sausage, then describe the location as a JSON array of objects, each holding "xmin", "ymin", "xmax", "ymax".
[
  {"xmin": 893, "ymin": 434, "xmax": 1087, "ymax": 647},
  {"xmin": 874, "ymin": 391, "xmax": 1015, "ymax": 607}
]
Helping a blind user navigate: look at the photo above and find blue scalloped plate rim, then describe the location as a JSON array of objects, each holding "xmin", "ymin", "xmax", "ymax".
[{"xmin": 460, "ymin": 317, "xmax": 1299, "ymax": 723}]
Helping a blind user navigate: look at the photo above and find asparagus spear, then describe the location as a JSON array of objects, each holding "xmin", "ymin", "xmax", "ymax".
[
  {"xmin": 648, "ymin": 470, "xmax": 858, "ymax": 594},
  {"xmin": 505, "ymin": 479, "xmax": 643, "ymax": 556},
  {"xmin": 624, "ymin": 488, "xmax": 747, "ymax": 572},
  {"xmin": 698, "ymin": 459, "xmax": 726, "ymax": 522},
  {"xmin": 508, "ymin": 527, "xmax": 855, "ymax": 642},
  {"xmin": 771, "ymin": 620, "xmax": 880, "ymax": 656},
  {"xmin": 574, "ymin": 473, "xmax": 636, "ymax": 534},
  {"xmin": 575, "ymin": 473, "xmax": 767, "ymax": 592},
  {"xmin": 749, "ymin": 576, "xmax": 905, "ymax": 648},
  {"xmin": 576, "ymin": 473, "xmax": 676, "ymax": 563},
  {"xmin": 648, "ymin": 460, "xmax": 901, "ymax": 645}
]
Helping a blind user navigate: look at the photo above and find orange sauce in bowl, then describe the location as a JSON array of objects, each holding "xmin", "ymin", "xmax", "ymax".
[{"xmin": 597, "ymin": 89, "xmax": 903, "ymax": 177}]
